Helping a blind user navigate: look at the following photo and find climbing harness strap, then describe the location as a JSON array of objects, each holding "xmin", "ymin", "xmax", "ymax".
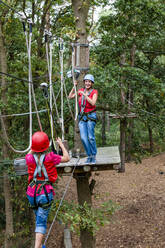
[
  {"xmin": 80, "ymin": 88, "xmax": 93, "ymax": 114},
  {"xmin": 29, "ymin": 154, "xmax": 52, "ymax": 210},
  {"xmin": 79, "ymin": 109, "xmax": 97, "ymax": 122},
  {"xmin": 78, "ymin": 89, "xmax": 97, "ymax": 122},
  {"xmin": 33, "ymin": 154, "xmax": 48, "ymax": 181}
]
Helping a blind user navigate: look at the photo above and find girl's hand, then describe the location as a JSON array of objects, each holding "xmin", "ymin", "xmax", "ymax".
[{"xmin": 56, "ymin": 137, "xmax": 63, "ymax": 146}]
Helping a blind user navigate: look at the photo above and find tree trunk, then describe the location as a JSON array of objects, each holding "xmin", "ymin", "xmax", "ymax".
[
  {"xmin": 72, "ymin": 0, "xmax": 90, "ymax": 156},
  {"xmin": 145, "ymin": 100, "xmax": 154, "ymax": 153},
  {"xmin": 74, "ymin": 173, "xmax": 95, "ymax": 248},
  {"xmin": 106, "ymin": 111, "xmax": 110, "ymax": 132},
  {"xmin": 119, "ymin": 119, "xmax": 126, "ymax": 172},
  {"xmin": 127, "ymin": 44, "xmax": 136, "ymax": 161},
  {"xmin": 0, "ymin": 21, "xmax": 14, "ymax": 248},
  {"xmin": 148, "ymin": 125, "xmax": 154, "ymax": 153},
  {"xmin": 119, "ymin": 54, "xmax": 126, "ymax": 172},
  {"xmin": 101, "ymin": 110, "xmax": 106, "ymax": 146}
]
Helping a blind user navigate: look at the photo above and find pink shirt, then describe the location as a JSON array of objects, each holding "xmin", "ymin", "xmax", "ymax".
[{"xmin": 26, "ymin": 152, "xmax": 61, "ymax": 197}]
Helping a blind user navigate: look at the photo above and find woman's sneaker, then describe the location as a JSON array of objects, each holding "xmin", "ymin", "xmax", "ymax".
[
  {"xmin": 91, "ymin": 156, "xmax": 96, "ymax": 164},
  {"xmin": 84, "ymin": 157, "xmax": 91, "ymax": 164}
]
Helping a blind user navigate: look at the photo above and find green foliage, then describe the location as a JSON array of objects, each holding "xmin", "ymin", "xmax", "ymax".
[{"xmin": 51, "ymin": 199, "xmax": 120, "ymax": 235}]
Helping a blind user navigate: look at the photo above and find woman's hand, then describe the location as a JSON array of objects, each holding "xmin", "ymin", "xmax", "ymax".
[
  {"xmin": 74, "ymin": 80, "xmax": 78, "ymax": 86},
  {"xmin": 79, "ymin": 90, "xmax": 87, "ymax": 97}
]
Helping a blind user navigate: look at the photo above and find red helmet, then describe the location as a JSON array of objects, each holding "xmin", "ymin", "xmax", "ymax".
[{"xmin": 31, "ymin": 131, "xmax": 49, "ymax": 152}]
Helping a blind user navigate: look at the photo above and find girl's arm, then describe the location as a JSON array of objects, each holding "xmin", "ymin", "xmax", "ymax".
[{"xmin": 56, "ymin": 137, "xmax": 70, "ymax": 162}]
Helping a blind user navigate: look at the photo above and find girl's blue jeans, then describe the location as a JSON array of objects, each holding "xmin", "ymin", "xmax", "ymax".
[
  {"xmin": 78, "ymin": 112, "xmax": 97, "ymax": 158},
  {"xmin": 27, "ymin": 192, "xmax": 53, "ymax": 234}
]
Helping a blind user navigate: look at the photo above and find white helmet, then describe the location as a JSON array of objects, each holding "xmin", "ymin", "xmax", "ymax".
[{"xmin": 84, "ymin": 74, "xmax": 94, "ymax": 83}]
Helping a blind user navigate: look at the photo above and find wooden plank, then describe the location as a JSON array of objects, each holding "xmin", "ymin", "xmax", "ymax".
[
  {"xmin": 58, "ymin": 146, "xmax": 120, "ymax": 167},
  {"xmin": 109, "ymin": 113, "xmax": 137, "ymax": 119},
  {"xmin": 13, "ymin": 146, "xmax": 121, "ymax": 176},
  {"xmin": 57, "ymin": 146, "xmax": 121, "ymax": 174}
]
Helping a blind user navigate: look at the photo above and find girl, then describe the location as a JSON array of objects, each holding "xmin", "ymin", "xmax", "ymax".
[{"xmin": 25, "ymin": 131, "xmax": 70, "ymax": 248}]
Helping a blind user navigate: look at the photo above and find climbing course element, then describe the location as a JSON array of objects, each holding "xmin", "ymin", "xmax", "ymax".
[
  {"xmin": 59, "ymin": 38, "xmax": 65, "ymax": 140},
  {"xmin": 44, "ymin": 30, "xmax": 56, "ymax": 148},
  {"xmin": 71, "ymin": 43, "xmax": 78, "ymax": 120}
]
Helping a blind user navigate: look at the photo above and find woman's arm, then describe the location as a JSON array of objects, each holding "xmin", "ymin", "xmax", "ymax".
[
  {"xmin": 68, "ymin": 81, "xmax": 78, "ymax": 99},
  {"xmin": 68, "ymin": 86, "xmax": 76, "ymax": 99},
  {"xmin": 56, "ymin": 137, "xmax": 70, "ymax": 162}
]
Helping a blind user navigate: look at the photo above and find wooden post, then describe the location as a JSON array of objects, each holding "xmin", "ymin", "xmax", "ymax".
[
  {"xmin": 74, "ymin": 173, "xmax": 96, "ymax": 248},
  {"xmin": 119, "ymin": 118, "xmax": 126, "ymax": 172},
  {"xmin": 64, "ymin": 226, "xmax": 72, "ymax": 248}
]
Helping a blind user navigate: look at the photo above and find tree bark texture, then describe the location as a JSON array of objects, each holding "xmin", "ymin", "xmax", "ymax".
[
  {"xmin": 0, "ymin": 21, "xmax": 14, "ymax": 248},
  {"xmin": 119, "ymin": 54, "xmax": 126, "ymax": 172},
  {"xmin": 74, "ymin": 173, "xmax": 95, "ymax": 248},
  {"xmin": 120, "ymin": 119, "xmax": 127, "ymax": 172},
  {"xmin": 127, "ymin": 44, "xmax": 136, "ymax": 161},
  {"xmin": 102, "ymin": 110, "xmax": 106, "ymax": 146}
]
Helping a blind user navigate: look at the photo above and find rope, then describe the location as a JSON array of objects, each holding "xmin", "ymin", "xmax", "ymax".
[
  {"xmin": 43, "ymin": 156, "xmax": 80, "ymax": 247},
  {"xmin": 63, "ymin": 80, "xmax": 74, "ymax": 120},
  {"xmin": 71, "ymin": 44, "xmax": 78, "ymax": 121},
  {"xmin": 52, "ymin": 88, "xmax": 62, "ymax": 124},
  {"xmin": 0, "ymin": 109, "xmax": 47, "ymax": 118},
  {"xmin": 31, "ymin": 84, "xmax": 43, "ymax": 131},
  {"xmin": 115, "ymin": 74, "xmax": 164, "ymax": 119},
  {"xmin": 45, "ymin": 31, "xmax": 57, "ymax": 149},
  {"xmin": 59, "ymin": 38, "xmax": 65, "ymax": 140},
  {"xmin": 24, "ymin": 21, "xmax": 43, "ymax": 132}
]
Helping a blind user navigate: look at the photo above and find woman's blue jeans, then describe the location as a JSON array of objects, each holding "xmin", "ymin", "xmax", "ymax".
[
  {"xmin": 27, "ymin": 192, "xmax": 53, "ymax": 234},
  {"xmin": 78, "ymin": 112, "xmax": 97, "ymax": 157}
]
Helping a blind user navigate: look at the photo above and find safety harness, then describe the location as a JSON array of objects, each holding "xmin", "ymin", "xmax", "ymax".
[
  {"xmin": 29, "ymin": 154, "xmax": 52, "ymax": 210},
  {"xmin": 79, "ymin": 89, "xmax": 96, "ymax": 122}
]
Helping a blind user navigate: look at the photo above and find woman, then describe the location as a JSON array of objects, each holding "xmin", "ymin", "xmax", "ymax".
[
  {"xmin": 25, "ymin": 131, "xmax": 70, "ymax": 248},
  {"xmin": 69, "ymin": 74, "xmax": 98, "ymax": 164}
]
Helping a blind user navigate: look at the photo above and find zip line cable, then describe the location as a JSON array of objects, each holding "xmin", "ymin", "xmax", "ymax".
[
  {"xmin": 0, "ymin": 71, "xmax": 32, "ymax": 84},
  {"xmin": 114, "ymin": 74, "xmax": 165, "ymax": 120},
  {"xmin": 59, "ymin": 38, "xmax": 65, "ymax": 140},
  {"xmin": 43, "ymin": 156, "xmax": 80, "ymax": 248}
]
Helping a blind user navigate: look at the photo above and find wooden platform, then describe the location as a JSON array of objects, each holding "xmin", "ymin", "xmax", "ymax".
[
  {"xmin": 109, "ymin": 113, "xmax": 137, "ymax": 119},
  {"xmin": 14, "ymin": 146, "xmax": 121, "ymax": 176},
  {"xmin": 57, "ymin": 146, "xmax": 121, "ymax": 174}
]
